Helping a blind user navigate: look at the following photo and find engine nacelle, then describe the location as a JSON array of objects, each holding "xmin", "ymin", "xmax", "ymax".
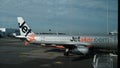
[{"xmin": 71, "ymin": 47, "xmax": 89, "ymax": 55}]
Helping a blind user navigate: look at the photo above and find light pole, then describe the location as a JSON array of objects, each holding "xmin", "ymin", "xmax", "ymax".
[{"xmin": 107, "ymin": 0, "xmax": 109, "ymax": 34}]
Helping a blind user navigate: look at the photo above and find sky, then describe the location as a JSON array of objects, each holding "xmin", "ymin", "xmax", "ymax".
[{"xmin": 0, "ymin": 0, "xmax": 118, "ymax": 35}]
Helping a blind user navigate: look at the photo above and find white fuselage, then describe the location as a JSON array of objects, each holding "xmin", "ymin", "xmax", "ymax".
[{"xmin": 31, "ymin": 35, "xmax": 117, "ymax": 50}]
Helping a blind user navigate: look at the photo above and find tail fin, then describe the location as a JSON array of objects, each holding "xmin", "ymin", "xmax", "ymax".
[{"xmin": 17, "ymin": 17, "xmax": 34, "ymax": 37}]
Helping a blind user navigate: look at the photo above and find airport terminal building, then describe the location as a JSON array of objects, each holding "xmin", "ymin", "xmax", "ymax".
[{"xmin": 0, "ymin": 28, "xmax": 20, "ymax": 37}]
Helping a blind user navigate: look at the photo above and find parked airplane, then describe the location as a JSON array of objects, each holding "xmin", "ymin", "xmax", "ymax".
[{"xmin": 16, "ymin": 17, "xmax": 118, "ymax": 56}]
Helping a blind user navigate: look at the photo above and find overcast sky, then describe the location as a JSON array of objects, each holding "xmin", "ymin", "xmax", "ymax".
[{"xmin": 0, "ymin": 0, "xmax": 118, "ymax": 35}]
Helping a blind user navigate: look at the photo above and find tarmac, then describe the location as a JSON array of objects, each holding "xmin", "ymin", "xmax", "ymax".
[{"xmin": 0, "ymin": 37, "xmax": 94, "ymax": 68}]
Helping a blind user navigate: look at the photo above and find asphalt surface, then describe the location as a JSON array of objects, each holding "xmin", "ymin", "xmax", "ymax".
[{"xmin": 0, "ymin": 37, "xmax": 94, "ymax": 68}]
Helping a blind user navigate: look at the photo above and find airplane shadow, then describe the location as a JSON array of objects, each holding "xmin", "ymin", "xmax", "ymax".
[
  {"xmin": 44, "ymin": 48, "xmax": 65, "ymax": 53},
  {"xmin": 71, "ymin": 55, "xmax": 94, "ymax": 61},
  {"xmin": 45, "ymin": 48, "xmax": 94, "ymax": 61}
]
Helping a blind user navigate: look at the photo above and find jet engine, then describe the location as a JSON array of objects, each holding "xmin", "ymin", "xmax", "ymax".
[{"xmin": 71, "ymin": 46, "xmax": 89, "ymax": 55}]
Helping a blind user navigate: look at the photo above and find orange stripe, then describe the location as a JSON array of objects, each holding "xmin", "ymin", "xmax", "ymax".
[{"xmin": 55, "ymin": 46, "xmax": 65, "ymax": 49}]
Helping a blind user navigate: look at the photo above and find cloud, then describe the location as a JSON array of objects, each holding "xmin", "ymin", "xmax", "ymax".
[{"xmin": 0, "ymin": 0, "xmax": 118, "ymax": 34}]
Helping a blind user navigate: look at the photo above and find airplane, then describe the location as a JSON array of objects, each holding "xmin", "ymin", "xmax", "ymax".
[{"xmin": 16, "ymin": 17, "xmax": 118, "ymax": 56}]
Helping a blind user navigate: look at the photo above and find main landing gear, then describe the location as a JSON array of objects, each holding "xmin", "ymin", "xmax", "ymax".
[{"xmin": 64, "ymin": 48, "xmax": 70, "ymax": 56}]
